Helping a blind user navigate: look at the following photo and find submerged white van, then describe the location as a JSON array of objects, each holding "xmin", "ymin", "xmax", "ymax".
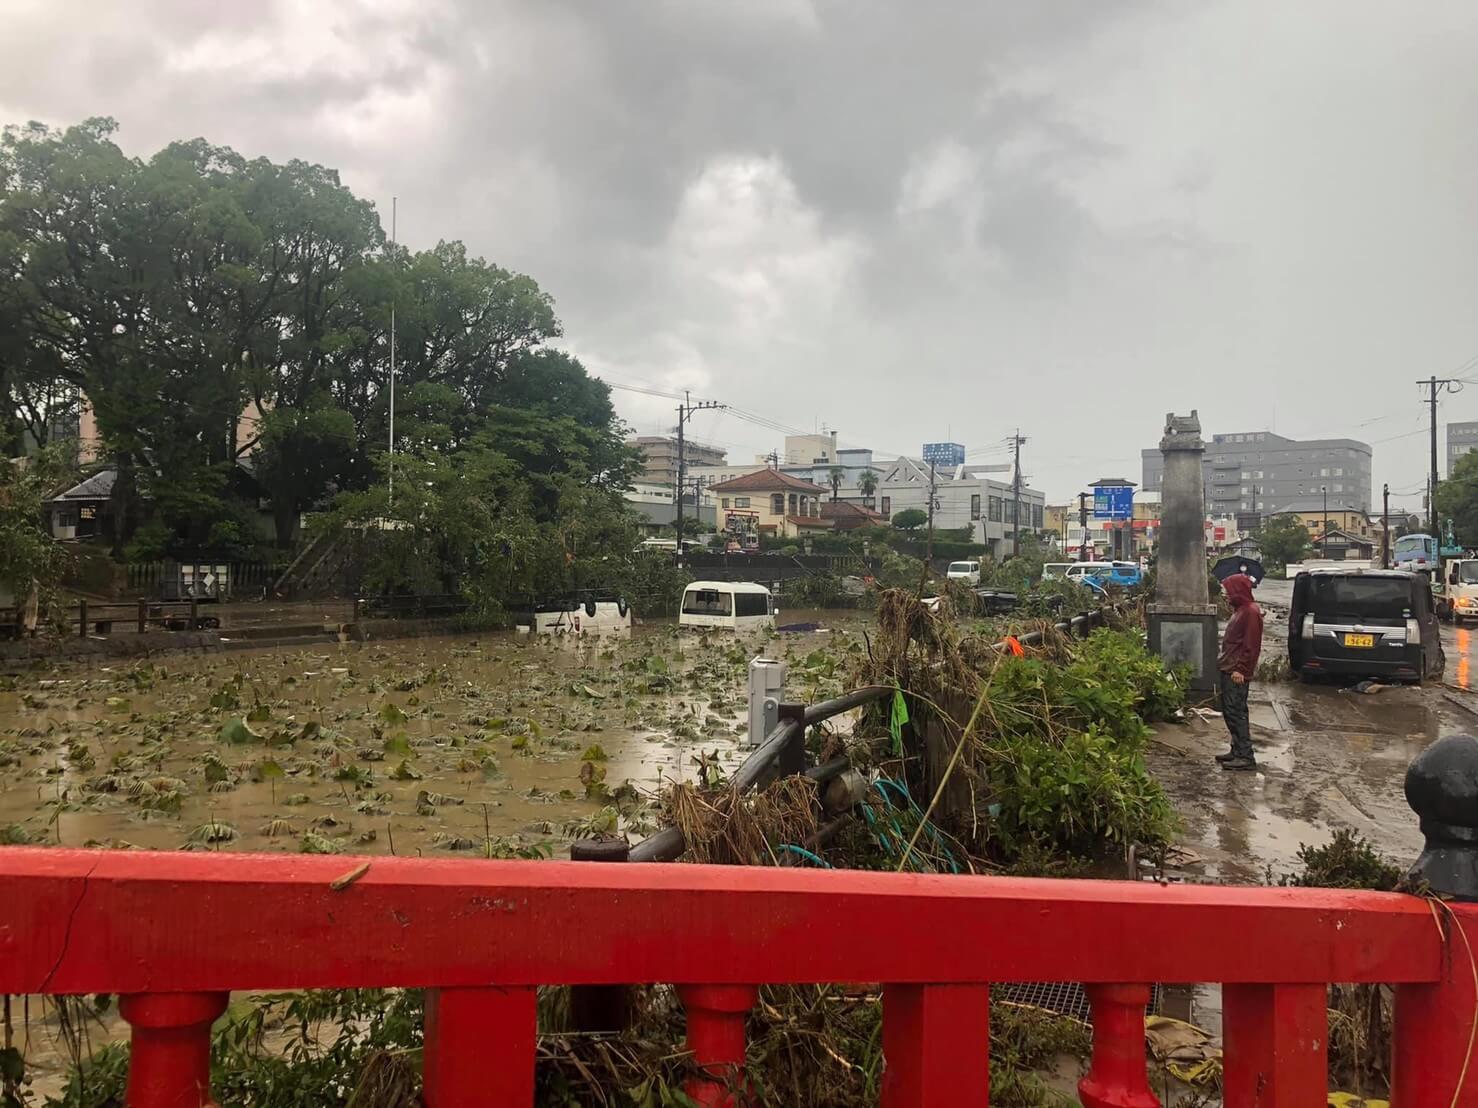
[{"xmin": 679, "ymin": 581, "xmax": 775, "ymax": 631}]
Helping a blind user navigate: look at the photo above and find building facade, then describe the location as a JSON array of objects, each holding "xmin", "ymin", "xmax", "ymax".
[
  {"xmin": 1141, "ymin": 430, "xmax": 1372, "ymax": 516},
  {"xmin": 622, "ymin": 482, "xmax": 716, "ymax": 534},
  {"xmin": 1448, "ymin": 421, "xmax": 1478, "ymax": 475},
  {"xmin": 627, "ymin": 436, "xmax": 727, "ymax": 489},
  {"xmin": 877, "ymin": 458, "xmax": 1045, "ymax": 558},
  {"xmin": 707, "ymin": 469, "xmax": 831, "ymax": 540}
]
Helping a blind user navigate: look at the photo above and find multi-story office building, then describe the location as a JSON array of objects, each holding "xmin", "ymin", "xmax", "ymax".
[
  {"xmin": 627, "ymin": 436, "xmax": 727, "ymax": 489},
  {"xmin": 1141, "ymin": 431, "xmax": 1372, "ymax": 516},
  {"xmin": 1448, "ymin": 421, "xmax": 1478, "ymax": 475}
]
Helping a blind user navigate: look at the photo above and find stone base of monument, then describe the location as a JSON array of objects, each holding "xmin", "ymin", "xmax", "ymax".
[{"xmin": 1147, "ymin": 604, "xmax": 1219, "ymax": 698}]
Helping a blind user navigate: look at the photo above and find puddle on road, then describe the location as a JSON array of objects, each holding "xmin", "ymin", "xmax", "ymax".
[{"xmin": 0, "ymin": 613, "xmax": 868, "ymax": 858}]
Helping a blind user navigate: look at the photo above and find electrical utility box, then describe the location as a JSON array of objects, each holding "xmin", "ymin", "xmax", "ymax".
[{"xmin": 747, "ymin": 657, "xmax": 787, "ymax": 749}]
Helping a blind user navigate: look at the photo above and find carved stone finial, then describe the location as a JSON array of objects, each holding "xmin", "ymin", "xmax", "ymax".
[{"xmin": 1406, "ymin": 734, "xmax": 1478, "ymax": 901}]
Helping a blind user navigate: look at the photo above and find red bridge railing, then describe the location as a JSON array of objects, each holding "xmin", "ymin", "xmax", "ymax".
[{"xmin": 1, "ymin": 844, "xmax": 1476, "ymax": 1107}]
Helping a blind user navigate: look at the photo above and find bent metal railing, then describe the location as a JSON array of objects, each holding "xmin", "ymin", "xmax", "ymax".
[
  {"xmin": 630, "ymin": 606, "xmax": 1109, "ymax": 863},
  {"xmin": 1, "ymin": 847, "xmax": 1475, "ymax": 1107}
]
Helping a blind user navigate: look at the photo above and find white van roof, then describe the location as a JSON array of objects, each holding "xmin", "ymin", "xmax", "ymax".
[{"xmin": 684, "ymin": 580, "xmax": 772, "ymax": 595}]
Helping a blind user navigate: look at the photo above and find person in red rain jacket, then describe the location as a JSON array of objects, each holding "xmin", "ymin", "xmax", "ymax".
[{"xmin": 1216, "ymin": 573, "xmax": 1263, "ymax": 771}]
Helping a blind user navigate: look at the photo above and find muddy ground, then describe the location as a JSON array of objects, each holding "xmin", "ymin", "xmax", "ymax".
[{"xmin": 0, "ymin": 612, "xmax": 866, "ymax": 859}]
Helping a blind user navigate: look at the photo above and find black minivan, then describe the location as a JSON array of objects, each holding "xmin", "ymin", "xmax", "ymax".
[{"xmin": 1288, "ymin": 569, "xmax": 1445, "ymax": 683}]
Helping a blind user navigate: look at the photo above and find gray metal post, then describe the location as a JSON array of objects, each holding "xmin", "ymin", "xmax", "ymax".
[
  {"xmin": 1406, "ymin": 734, "xmax": 1478, "ymax": 901},
  {"xmin": 747, "ymin": 657, "xmax": 786, "ymax": 749}
]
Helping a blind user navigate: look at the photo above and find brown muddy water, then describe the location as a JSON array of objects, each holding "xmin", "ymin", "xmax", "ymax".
[{"xmin": 0, "ymin": 612, "xmax": 868, "ymax": 858}]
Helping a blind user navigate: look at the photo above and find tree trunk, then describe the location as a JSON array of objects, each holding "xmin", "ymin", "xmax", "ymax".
[{"xmin": 273, "ymin": 501, "xmax": 298, "ymax": 548}]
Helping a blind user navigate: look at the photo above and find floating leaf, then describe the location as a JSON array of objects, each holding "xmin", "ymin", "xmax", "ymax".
[
  {"xmin": 581, "ymin": 744, "xmax": 609, "ymax": 762},
  {"xmin": 299, "ymin": 832, "xmax": 344, "ymax": 854},
  {"xmin": 252, "ymin": 759, "xmax": 285, "ymax": 782},
  {"xmin": 382, "ymin": 733, "xmax": 412, "ymax": 757},
  {"xmin": 219, "ymin": 717, "xmax": 261, "ymax": 745},
  {"xmin": 246, "ymin": 704, "xmax": 272, "ymax": 723},
  {"xmin": 283, "ymin": 793, "xmax": 311, "ymax": 806},
  {"xmin": 261, "ymin": 818, "xmax": 296, "ymax": 838},
  {"xmin": 204, "ymin": 759, "xmax": 230, "ymax": 785},
  {"xmin": 390, "ymin": 760, "xmax": 422, "ymax": 781},
  {"xmin": 188, "ymin": 820, "xmax": 237, "ymax": 844},
  {"xmin": 104, "ymin": 696, "xmax": 131, "ymax": 711},
  {"xmin": 378, "ymin": 703, "xmax": 408, "ymax": 725}
]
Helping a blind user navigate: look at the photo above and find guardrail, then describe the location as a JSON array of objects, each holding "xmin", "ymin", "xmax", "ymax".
[{"xmin": 2, "ymin": 787, "xmax": 1475, "ymax": 1108}]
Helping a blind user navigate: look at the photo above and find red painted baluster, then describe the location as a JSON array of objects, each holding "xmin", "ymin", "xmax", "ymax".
[
  {"xmin": 881, "ymin": 983, "xmax": 990, "ymax": 1106},
  {"xmin": 1393, "ymin": 904, "xmax": 1478, "ymax": 1107},
  {"xmin": 119, "ymin": 991, "xmax": 228, "ymax": 1108},
  {"xmin": 422, "ymin": 986, "xmax": 535, "ymax": 1106},
  {"xmin": 1078, "ymin": 984, "xmax": 1159, "ymax": 1108},
  {"xmin": 677, "ymin": 984, "xmax": 758, "ymax": 1107},
  {"xmin": 1222, "ymin": 983, "xmax": 1327, "ymax": 1106}
]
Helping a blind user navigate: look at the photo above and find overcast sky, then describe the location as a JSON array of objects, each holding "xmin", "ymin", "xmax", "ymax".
[{"xmin": 5, "ymin": 0, "xmax": 1477, "ymax": 507}]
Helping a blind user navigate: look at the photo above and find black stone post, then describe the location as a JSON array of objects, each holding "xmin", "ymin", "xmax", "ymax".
[{"xmin": 1405, "ymin": 734, "xmax": 1478, "ymax": 901}]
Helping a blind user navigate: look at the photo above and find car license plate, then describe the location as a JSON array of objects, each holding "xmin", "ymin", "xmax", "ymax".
[{"xmin": 1344, "ymin": 633, "xmax": 1376, "ymax": 648}]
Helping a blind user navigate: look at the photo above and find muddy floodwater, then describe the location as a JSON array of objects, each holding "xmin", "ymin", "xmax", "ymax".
[{"xmin": 0, "ymin": 613, "xmax": 867, "ymax": 858}]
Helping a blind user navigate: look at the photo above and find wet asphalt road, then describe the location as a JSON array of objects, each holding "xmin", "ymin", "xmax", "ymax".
[{"xmin": 1147, "ymin": 572, "xmax": 1478, "ymax": 885}]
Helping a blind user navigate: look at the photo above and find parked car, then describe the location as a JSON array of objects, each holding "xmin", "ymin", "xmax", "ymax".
[
  {"xmin": 1288, "ymin": 569, "xmax": 1444, "ymax": 683},
  {"xmin": 1041, "ymin": 562, "xmax": 1074, "ymax": 580},
  {"xmin": 946, "ymin": 560, "xmax": 982, "ymax": 586},
  {"xmin": 1066, "ymin": 561, "xmax": 1142, "ymax": 589}
]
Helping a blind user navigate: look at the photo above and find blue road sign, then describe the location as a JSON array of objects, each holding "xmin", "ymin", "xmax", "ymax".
[
  {"xmin": 1093, "ymin": 485, "xmax": 1134, "ymax": 520},
  {"xmin": 922, "ymin": 442, "xmax": 966, "ymax": 466}
]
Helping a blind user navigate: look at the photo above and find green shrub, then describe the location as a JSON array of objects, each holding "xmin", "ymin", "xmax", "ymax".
[{"xmin": 971, "ymin": 628, "xmax": 1182, "ymax": 858}]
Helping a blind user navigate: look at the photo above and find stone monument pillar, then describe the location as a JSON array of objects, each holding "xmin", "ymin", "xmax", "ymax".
[{"xmin": 1147, "ymin": 411, "xmax": 1219, "ymax": 695}]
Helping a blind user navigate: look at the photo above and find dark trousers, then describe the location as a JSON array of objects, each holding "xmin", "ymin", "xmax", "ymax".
[{"xmin": 1219, "ymin": 671, "xmax": 1253, "ymax": 759}]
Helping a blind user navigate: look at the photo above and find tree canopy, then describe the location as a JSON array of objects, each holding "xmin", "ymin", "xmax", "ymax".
[
  {"xmin": 1435, "ymin": 452, "xmax": 1478, "ymax": 548},
  {"xmin": 0, "ymin": 118, "xmax": 638, "ymax": 598},
  {"xmin": 1258, "ymin": 513, "xmax": 1311, "ymax": 568}
]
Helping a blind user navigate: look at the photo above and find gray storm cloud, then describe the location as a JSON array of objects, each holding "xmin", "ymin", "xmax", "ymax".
[{"xmin": 3, "ymin": 0, "xmax": 1476, "ymax": 499}]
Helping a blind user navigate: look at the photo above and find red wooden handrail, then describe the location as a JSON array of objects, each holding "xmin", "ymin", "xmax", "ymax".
[{"xmin": 2, "ymin": 847, "xmax": 1476, "ymax": 1106}]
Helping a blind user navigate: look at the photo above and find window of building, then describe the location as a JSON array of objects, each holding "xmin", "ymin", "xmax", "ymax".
[
  {"xmin": 771, "ymin": 494, "xmax": 784, "ymax": 515},
  {"xmin": 734, "ymin": 497, "xmax": 750, "ymax": 508},
  {"xmin": 988, "ymin": 496, "xmax": 1003, "ymax": 522},
  {"xmin": 788, "ymin": 493, "xmax": 798, "ymax": 515},
  {"xmin": 970, "ymin": 494, "xmax": 981, "ymax": 520},
  {"xmin": 721, "ymin": 498, "xmax": 730, "ymax": 509},
  {"xmin": 1033, "ymin": 504, "xmax": 1044, "ymax": 529},
  {"xmin": 1005, "ymin": 500, "xmax": 1018, "ymax": 524},
  {"xmin": 880, "ymin": 496, "xmax": 891, "ymax": 517}
]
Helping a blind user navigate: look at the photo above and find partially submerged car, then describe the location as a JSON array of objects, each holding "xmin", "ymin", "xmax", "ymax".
[{"xmin": 1288, "ymin": 569, "xmax": 1444, "ymax": 683}]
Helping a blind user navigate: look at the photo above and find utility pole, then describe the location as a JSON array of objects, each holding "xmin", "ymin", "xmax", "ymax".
[
  {"xmin": 1009, "ymin": 429, "xmax": 1027, "ymax": 557},
  {"xmin": 673, "ymin": 392, "xmax": 722, "ymax": 565},
  {"xmin": 1418, "ymin": 374, "xmax": 1460, "ymax": 535},
  {"xmin": 1321, "ymin": 485, "xmax": 1328, "ymax": 558},
  {"xmin": 387, "ymin": 196, "xmax": 398, "ymax": 511},
  {"xmin": 1382, "ymin": 482, "xmax": 1391, "ymax": 569},
  {"xmin": 925, "ymin": 461, "xmax": 937, "ymax": 563},
  {"xmin": 1078, "ymin": 491, "xmax": 1090, "ymax": 561}
]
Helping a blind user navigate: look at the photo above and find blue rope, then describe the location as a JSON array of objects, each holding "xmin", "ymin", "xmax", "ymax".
[
  {"xmin": 864, "ymin": 775, "xmax": 962, "ymax": 874},
  {"xmin": 776, "ymin": 842, "xmax": 832, "ymax": 868}
]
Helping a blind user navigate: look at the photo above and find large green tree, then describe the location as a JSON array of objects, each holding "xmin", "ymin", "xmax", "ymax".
[
  {"xmin": 1259, "ymin": 513, "xmax": 1311, "ymax": 567},
  {"xmin": 1, "ymin": 116, "xmax": 634, "ymax": 579},
  {"xmin": 1435, "ymin": 452, "xmax": 1478, "ymax": 547}
]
